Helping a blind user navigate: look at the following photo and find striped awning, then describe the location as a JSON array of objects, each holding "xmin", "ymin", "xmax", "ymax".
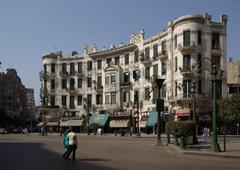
[
  {"xmin": 46, "ymin": 122, "xmax": 59, "ymax": 127},
  {"xmin": 60, "ymin": 119, "xmax": 83, "ymax": 127},
  {"xmin": 176, "ymin": 109, "xmax": 190, "ymax": 117},
  {"xmin": 109, "ymin": 120, "xmax": 129, "ymax": 128}
]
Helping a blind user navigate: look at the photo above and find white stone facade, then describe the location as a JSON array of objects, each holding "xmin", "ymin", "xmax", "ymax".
[{"xmin": 40, "ymin": 14, "xmax": 228, "ymax": 118}]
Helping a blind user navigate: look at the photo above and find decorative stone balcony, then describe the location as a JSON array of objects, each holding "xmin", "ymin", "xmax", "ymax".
[
  {"xmin": 179, "ymin": 66, "xmax": 193, "ymax": 78},
  {"xmin": 178, "ymin": 41, "xmax": 196, "ymax": 53}
]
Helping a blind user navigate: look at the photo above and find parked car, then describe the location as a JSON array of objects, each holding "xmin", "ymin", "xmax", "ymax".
[{"xmin": 0, "ymin": 128, "xmax": 8, "ymax": 134}]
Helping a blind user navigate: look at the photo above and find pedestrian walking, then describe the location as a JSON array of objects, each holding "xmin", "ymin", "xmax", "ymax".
[
  {"xmin": 62, "ymin": 128, "xmax": 70, "ymax": 159},
  {"xmin": 201, "ymin": 126, "xmax": 209, "ymax": 144},
  {"xmin": 65, "ymin": 128, "xmax": 78, "ymax": 161}
]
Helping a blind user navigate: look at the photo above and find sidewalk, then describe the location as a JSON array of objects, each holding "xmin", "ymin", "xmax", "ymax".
[{"xmin": 168, "ymin": 136, "xmax": 240, "ymax": 159}]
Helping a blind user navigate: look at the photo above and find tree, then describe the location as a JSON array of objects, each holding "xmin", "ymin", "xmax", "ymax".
[
  {"xmin": 219, "ymin": 95, "xmax": 240, "ymax": 151},
  {"xmin": 219, "ymin": 95, "xmax": 240, "ymax": 131}
]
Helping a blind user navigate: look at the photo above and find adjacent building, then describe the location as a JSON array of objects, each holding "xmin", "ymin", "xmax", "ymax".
[
  {"xmin": 227, "ymin": 58, "xmax": 240, "ymax": 94},
  {"xmin": 0, "ymin": 69, "xmax": 36, "ymax": 119},
  {"xmin": 40, "ymin": 13, "xmax": 228, "ymax": 129}
]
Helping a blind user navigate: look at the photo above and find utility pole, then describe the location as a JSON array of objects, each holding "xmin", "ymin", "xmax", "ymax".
[{"xmin": 211, "ymin": 65, "xmax": 221, "ymax": 152}]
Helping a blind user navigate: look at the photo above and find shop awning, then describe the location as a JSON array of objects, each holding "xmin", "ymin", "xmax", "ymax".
[
  {"xmin": 89, "ymin": 113, "xmax": 110, "ymax": 127},
  {"xmin": 139, "ymin": 121, "xmax": 147, "ymax": 128},
  {"xmin": 176, "ymin": 109, "xmax": 190, "ymax": 117},
  {"xmin": 109, "ymin": 120, "xmax": 129, "ymax": 128},
  {"xmin": 146, "ymin": 112, "xmax": 158, "ymax": 127},
  {"xmin": 60, "ymin": 119, "xmax": 83, "ymax": 127},
  {"xmin": 46, "ymin": 122, "xmax": 59, "ymax": 127}
]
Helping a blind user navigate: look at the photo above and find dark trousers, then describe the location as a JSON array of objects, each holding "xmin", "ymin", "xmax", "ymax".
[
  {"xmin": 63, "ymin": 147, "xmax": 70, "ymax": 159},
  {"xmin": 65, "ymin": 145, "xmax": 76, "ymax": 160}
]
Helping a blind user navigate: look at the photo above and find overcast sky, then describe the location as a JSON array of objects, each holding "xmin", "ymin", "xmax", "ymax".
[{"xmin": 0, "ymin": 0, "xmax": 239, "ymax": 105}]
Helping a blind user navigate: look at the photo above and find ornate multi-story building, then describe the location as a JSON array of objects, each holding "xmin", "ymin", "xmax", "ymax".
[{"xmin": 40, "ymin": 13, "xmax": 228, "ymax": 123}]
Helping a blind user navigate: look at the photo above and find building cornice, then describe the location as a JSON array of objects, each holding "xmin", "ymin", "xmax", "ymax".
[{"xmin": 89, "ymin": 44, "xmax": 137, "ymax": 58}]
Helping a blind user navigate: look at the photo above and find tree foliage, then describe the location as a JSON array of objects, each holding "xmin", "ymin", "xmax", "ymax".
[{"xmin": 219, "ymin": 94, "xmax": 240, "ymax": 124}]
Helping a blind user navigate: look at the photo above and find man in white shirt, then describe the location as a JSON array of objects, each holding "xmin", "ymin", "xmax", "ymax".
[{"xmin": 65, "ymin": 128, "xmax": 78, "ymax": 160}]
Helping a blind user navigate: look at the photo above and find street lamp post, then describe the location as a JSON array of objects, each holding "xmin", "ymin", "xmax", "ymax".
[
  {"xmin": 211, "ymin": 64, "xmax": 221, "ymax": 152},
  {"xmin": 84, "ymin": 97, "xmax": 90, "ymax": 135},
  {"xmin": 191, "ymin": 80, "xmax": 198, "ymax": 144},
  {"xmin": 154, "ymin": 77, "xmax": 165, "ymax": 145}
]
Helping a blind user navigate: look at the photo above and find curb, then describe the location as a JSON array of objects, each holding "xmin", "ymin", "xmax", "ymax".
[
  {"xmin": 181, "ymin": 150, "xmax": 240, "ymax": 159},
  {"xmin": 167, "ymin": 144, "xmax": 240, "ymax": 159}
]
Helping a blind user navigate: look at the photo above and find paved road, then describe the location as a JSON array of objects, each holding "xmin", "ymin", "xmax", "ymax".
[{"xmin": 0, "ymin": 134, "xmax": 239, "ymax": 170}]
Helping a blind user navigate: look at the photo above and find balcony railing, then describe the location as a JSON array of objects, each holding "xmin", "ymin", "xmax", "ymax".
[
  {"xmin": 120, "ymin": 81, "xmax": 132, "ymax": 86},
  {"xmin": 178, "ymin": 41, "xmax": 196, "ymax": 53}
]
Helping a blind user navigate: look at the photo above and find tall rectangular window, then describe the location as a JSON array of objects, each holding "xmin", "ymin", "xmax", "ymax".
[
  {"xmin": 145, "ymin": 88, "xmax": 150, "ymax": 101},
  {"xmin": 123, "ymin": 91, "xmax": 130, "ymax": 102},
  {"xmin": 183, "ymin": 79, "xmax": 191, "ymax": 98},
  {"xmin": 134, "ymin": 50, "xmax": 139, "ymax": 62},
  {"xmin": 96, "ymin": 94, "xmax": 102, "ymax": 105},
  {"xmin": 70, "ymin": 78, "xmax": 75, "ymax": 90},
  {"xmin": 174, "ymin": 35, "xmax": 177, "ymax": 49},
  {"xmin": 62, "ymin": 96, "xmax": 66, "ymax": 106},
  {"xmin": 105, "ymin": 76, "xmax": 109, "ymax": 85},
  {"xmin": 111, "ymin": 75, "xmax": 116, "ymax": 83},
  {"xmin": 198, "ymin": 54, "xmax": 202, "ymax": 73},
  {"xmin": 78, "ymin": 62, "xmax": 82, "ymax": 73},
  {"xmin": 87, "ymin": 77, "xmax": 92, "ymax": 87},
  {"xmin": 44, "ymin": 64, "xmax": 47, "ymax": 75},
  {"xmin": 198, "ymin": 80, "xmax": 202, "ymax": 94},
  {"xmin": 153, "ymin": 64, "xmax": 158, "ymax": 77},
  {"xmin": 145, "ymin": 47, "xmax": 150, "ymax": 60},
  {"xmin": 97, "ymin": 76, "xmax": 102, "ymax": 87},
  {"xmin": 51, "ymin": 63, "xmax": 55, "ymax": 74},
  {"xmin": 115, "ymin": 56, "xmax": 120, "ymax": 65},
  {"xmin": 162, "ymin": 41, "xmax": 167, "ymax": 52},
  {"xmin": 78, "ymin": 78, "xmax": 82, "ymax": 88},
  {"xmin": 183, "ymin": 54, "xmax": 191, "ymax": 71},
  {"xmin": 145, "ymin": 67, "xmax": 150, "ymax": 80},
  {"xmin": 212, "ymin": 33, "xmax": 220, "ymax": 50},
  {"xmin": 97, "ymin": 60, "xmax": 102, "ymax": 70},
  {"xmin": 62, "ymin": 63, "xmax": 67, "ymax": 74},
  {"xmin": 198, "ymin": 30, "xmax": 202, "ymax": 45},
  {"xmin": 153, "ymin": 44, "xmax": 158, "ymax": 58},
  {"xmin": 87, "ymin": 61, "xmax": 92, "ymax": 71},
  {"xmin": 183, "ymin": 30, "xmax": 190, "ymax": 46},
  {"xmin": 51, "ymin": 79, "xmax": 55, "ymax": 89},
  {"xmin": 105, "ymin": 94, "xmax": 110, "ymax": 104},
  {"xmin": 62, "ymin": 79, "xmax": 67, "ymax": 89},
  {"xmin": 78, "ymin": 95, "xmax": 82, "ymax": 105},
  {"xmin": 106, "ymin": 58, "xmax": 112, "ymax": 65},
  {"xmin": 70, "ymin": 96, "xmax": 75, "ymax": 109},
  {"xmin": 70, "ymin": 62, "xmax": 75, "ymax": 75},
  {"xmin": 175, "ymin": 57, "xmax": 178, "ymax": 72},
  {"xmin": 111, "ymin": 92, "xmax": 116, "ymax": 104},
  {"xmin": 87, "ymin": 94, "xmax": 92, "ymax": 106},
  {"xmin": 125, "ymin": 53, "xmax": 129, "ymax": 65}
]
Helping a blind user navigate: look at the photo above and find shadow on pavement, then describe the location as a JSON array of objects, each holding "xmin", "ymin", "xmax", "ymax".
[{"xmin": 0, "ymin": 142, "xmax": 118, "ymax": 170}]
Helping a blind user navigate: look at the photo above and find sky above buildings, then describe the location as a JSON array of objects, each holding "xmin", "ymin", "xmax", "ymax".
[{"xmin": 0, "ymin": 0, "xmax": 239, "ymax": 105}]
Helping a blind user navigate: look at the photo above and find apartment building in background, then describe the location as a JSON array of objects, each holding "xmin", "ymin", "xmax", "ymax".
[{"xmin": 40, "ymin": 13, "xmax": 228, "ymax": 125}]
